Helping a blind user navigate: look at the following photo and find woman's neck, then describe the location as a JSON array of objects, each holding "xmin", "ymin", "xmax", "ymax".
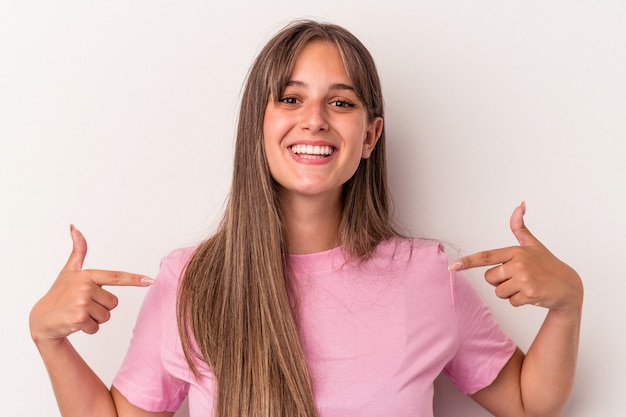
[{"xmin": 279, "ymin": 190, "xmax": 342, "ymax": 255}]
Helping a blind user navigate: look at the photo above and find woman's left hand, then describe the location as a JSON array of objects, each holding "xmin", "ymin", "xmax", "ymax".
[{"xmin": 449, "ymin": 202, "xmax": 583, "ymax": 313}]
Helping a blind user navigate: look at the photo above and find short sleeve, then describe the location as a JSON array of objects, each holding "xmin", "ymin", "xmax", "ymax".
[
  {"xmin": 443, "ymin": 268, "xmax": 517, "ymax": 394},
  {"xmin": 112, "ymin": 250, "xmax": 191, "ymax": 412}
]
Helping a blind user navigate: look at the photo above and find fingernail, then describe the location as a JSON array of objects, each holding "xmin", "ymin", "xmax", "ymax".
[
  {"xmin": 141, "ymin": 277, "xmax": 156, "ymax": 286},
  {"xmin": 520, "ymin": 200, "xmax": 526, "ymax": 215},
  {"xmin": 448, "ymin": 262, "xmax": 462, "ymax": 271}
]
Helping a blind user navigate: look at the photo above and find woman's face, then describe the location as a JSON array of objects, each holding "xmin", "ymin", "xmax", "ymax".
[{"xmin": 263, "ymin": 40, "xmax": 383, "ymax": 203}]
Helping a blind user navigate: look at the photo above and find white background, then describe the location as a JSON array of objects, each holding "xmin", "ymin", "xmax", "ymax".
[{"xmin": 2, "ymin": 1, "xmax": 624, "ymax": 415}]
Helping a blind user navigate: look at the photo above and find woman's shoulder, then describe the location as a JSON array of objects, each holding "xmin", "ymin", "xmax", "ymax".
[
  {"xmin": 161, "ymin": 245, "xmax": 199, "ymax": 265},
  {"xmin": 376, "ymin": 236, "xmax": 446, "ymax": 260},
  {"xmin": 155, "ymin": 245, "xmax": 201, "ymax": 287},
  {"xmin": 359, "ymin": 237, "xmax": 450, "ymax": 275}
]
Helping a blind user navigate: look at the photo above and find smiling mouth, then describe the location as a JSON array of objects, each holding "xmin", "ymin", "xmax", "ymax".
[{"xmin": 289, "ymin": 144, "xmax": 335, "ymax": 159}]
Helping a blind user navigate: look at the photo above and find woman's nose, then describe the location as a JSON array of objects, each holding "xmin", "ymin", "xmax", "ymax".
[{"xmin": 300, "ymin": 101, "xmax": 329, "ymax": 132}]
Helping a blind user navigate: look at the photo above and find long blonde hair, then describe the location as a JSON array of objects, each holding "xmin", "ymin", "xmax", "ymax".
[{"xmin": 177, "ymin": 19, "xmax": 400, "ymax": 417}]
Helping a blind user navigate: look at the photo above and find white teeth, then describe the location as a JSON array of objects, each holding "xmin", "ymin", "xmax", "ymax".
[{"xmin": 290, "ymin": 144, "xmax": 334, "ymax": 156}]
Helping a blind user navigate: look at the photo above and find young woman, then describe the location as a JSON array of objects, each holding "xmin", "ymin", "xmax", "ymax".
[{"xmin": 30, "ymin": 20, "xmax": 583, "ymax": 417}]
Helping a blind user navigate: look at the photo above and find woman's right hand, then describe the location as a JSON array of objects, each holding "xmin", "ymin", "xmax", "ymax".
[{"xmin": 29, "ymin": 225, "xmax": 154, "ymax": 346}]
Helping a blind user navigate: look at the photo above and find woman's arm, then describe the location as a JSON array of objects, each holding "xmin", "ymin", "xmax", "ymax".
[
  {"xmin": 451, "ymin": 203, "xmax": 583, "ymax": 417},
  {"xmin": 32, "ymin": 336, "xmax": 118, "ymax": 417},
  {"xmin": 112, "ymin": 387, "xmax": 174, "ymax": 417},
  {"xmin": 29, "ymin": 226, "xmax": 159, "ymax": 417}
]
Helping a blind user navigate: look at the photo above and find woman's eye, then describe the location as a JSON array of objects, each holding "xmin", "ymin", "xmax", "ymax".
[
  {"xmin": 279, "ymin": 96, "xmax": 299, "ymax": 104},
  {"xmin": 331, "ymin": 100, "xmax": 355, "ymax": 108}
]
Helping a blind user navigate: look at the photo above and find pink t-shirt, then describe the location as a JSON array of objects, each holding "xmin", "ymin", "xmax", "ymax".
[{"xmin": 113, "ymin": 239, "xmax": 516, "ymax": 416}]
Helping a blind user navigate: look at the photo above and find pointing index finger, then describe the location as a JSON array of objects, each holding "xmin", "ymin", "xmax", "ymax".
[
  {"xmin": 449, "ymin": 247, "xmax": 514, "ymax": 271},
  {"xmin": 82, "ymin": 269, "xmax": 156, "ymax": 287}
]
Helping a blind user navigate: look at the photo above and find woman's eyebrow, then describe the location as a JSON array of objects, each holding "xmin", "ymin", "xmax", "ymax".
[
  {"xmin": 285, "ymin": 80, "xmax": 356, "ymax": 92},
  {"xmin": 330, "ymin": 83, "xmax": 356, "ymax": 92}
]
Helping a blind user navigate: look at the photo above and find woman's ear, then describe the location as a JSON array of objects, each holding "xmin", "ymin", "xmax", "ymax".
[{"xmin": 361, "ymin": 117, "xmax": 384, "ymax": 158}]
